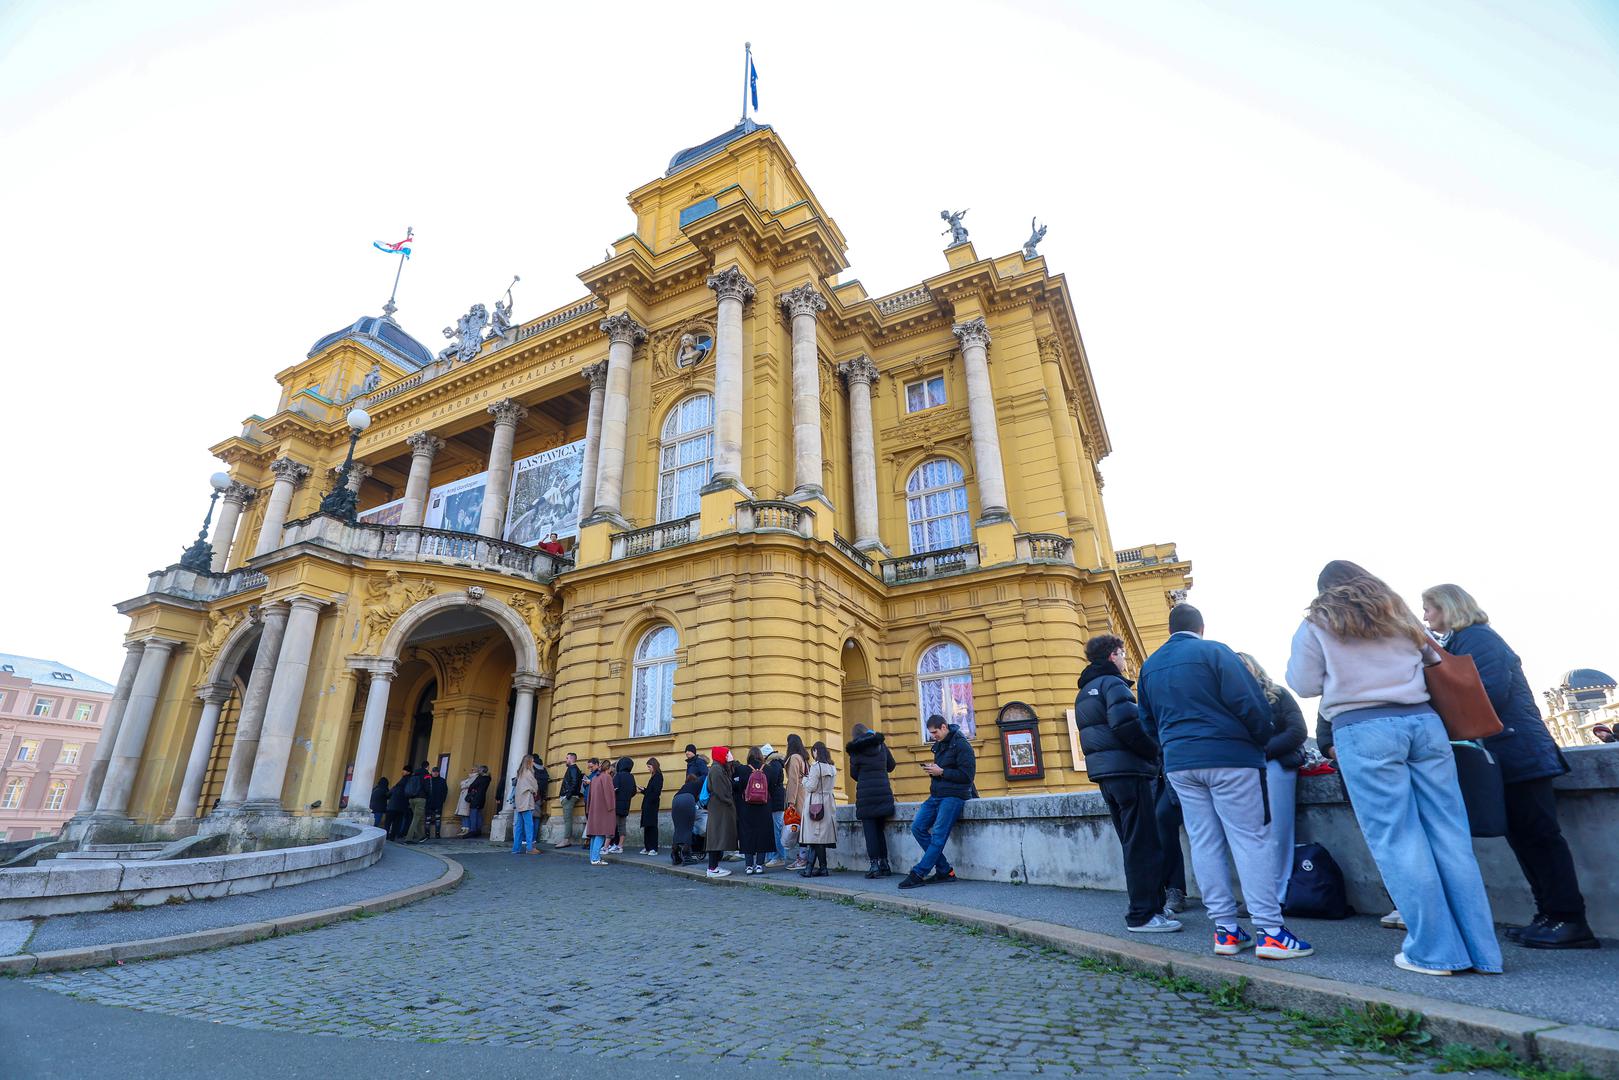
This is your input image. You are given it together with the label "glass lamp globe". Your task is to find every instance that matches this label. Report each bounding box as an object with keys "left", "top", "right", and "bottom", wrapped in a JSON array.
[
  {"left": 346, "top": 407, "right": 372, "bottom": 433},
  {"left": 209, "top": 472, "right": 231, "bottom": 492}
]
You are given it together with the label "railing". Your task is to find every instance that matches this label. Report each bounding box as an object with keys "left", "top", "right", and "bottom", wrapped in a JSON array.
[
  {"left": 734, "top": 499, "right": 813, "bottom": 538},
  {"left": 517, "top": 298, "right": 599, "bottom": 343},
  {"left": 610, "top": 515, "right": 698, "bottom": 560},
  {"left": 1114, "top": 546, "right": 1177, "bottom": 568},
  {"left": 1016, "top": 533, "right": 1075, "bottom": 565},
  {"left": 137, "top": 564, "right": 269, "bottom": 605},
  {"left": 217, "top": 568, "right": 268, "bottom": 597},
  {"left": 833, "top": 532, "right": 876, "bottom": 573},
  {"left": 876, "top": 285, "right": 933, "bottom": 316},
  {"left": 365, "top": 370, "right": 428, "bottom": 406},
  {"left": 278, "top": 515, "right": 570, "bottom": 581},
  {"left": 880, "top": 543, "right": 980, "bottom": 585}
]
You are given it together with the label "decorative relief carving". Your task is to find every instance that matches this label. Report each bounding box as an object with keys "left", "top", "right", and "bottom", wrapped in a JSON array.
[
  {"left": 952, "top": 317, "right": 991, "bottom": 352},
  {"left": 778, "top": 283, "right": 827, "bottom": 320},
  {"left": 880, "top": 409, "right": 972, "bottom": 459},
  {"left": 487, "top": 398, "right": 528, "bottom": 427},
  {"left": 705, "top": 266, "right": 755, "bottom": 306},
  {"left": 405, "top": 432, "right": 445, "bottom": 458},
  {"left": 838, "top": 355, "right": 880, "bottom": 388},
  {"left": 196, "top": 609, "right": 243, "bottom": 674},
  {"left": 598, "top": 312, "right": 648, "bottom": 347},
  {"left": 269, "top": 457, "right": 312, "bottom": 486},
  {"left": 362, "top": 570, "right": 436, "bottom": 649},
  {"left": 432, "top": 637, "right": 489, "bottom": 694},
  {"left": 1037, "top": 335, "right": 1063, "bottom": 365},
  {"left": 222, "top": 480, "right": 258, "bottom": 507},
  {"left": 581, "top": 360, "right": 609, "bottom": 393}
]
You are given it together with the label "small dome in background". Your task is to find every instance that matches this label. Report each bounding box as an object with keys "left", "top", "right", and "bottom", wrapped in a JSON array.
[
  {"left": 309, "top": 314, "right": 433, "bottom": 369},
  {"left": 1560, "top": 668, "right": 1616, "bottom": 691}
]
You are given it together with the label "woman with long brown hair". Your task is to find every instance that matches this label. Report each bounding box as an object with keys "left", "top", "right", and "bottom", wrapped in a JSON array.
[{"left": 1287, "top": 560, "right": 1501, "bottom": 976}]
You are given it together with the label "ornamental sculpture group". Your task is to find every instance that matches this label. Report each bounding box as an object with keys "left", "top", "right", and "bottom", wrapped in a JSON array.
[{"left": 940, "top": 208, "right": 1046, "bottom": 258}]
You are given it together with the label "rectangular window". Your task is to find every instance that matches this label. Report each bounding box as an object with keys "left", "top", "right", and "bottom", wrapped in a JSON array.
[
  {"left": 0, "top": 692, "right": 7, "bottom": 709},
  {"left": 73, "top": 703, "right": 93, "bottom": 723},
  {"left": 1, "top": 778, "right": 25, "bottom": 809},
  {"left": 15, "top": 739, "right": 40, "bottom": 763},
  {"left": 904, "top": 375, "right": 947, "bottom": 413},
  {"left": 31, "top": 697, "right": 51, "bottom": 717},
  {"left": 60, "top": 743, "right": 82, "bottom": 765}
]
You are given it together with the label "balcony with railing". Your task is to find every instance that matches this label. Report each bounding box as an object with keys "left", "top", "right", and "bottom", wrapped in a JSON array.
[
  {"left": 276, "top": 514, "right": 571, "bottom": 581},
  {"left": 609, "top": 515, "right": 699, "bottom": 560},
  {"left": 1015, "top": 533, "right": 1075, "bottom": 565},
  {"left": 880, "top": 543, "right": 980, "bottom": 585},
  {"left": 833, "top": 532, "right": 877, "bottom": 574},
  {"left": 131, "top": 564, "right": 269, "bottom": 606},
  {"left": 733, "top": 499, "right": 814, "bottom": 538},
  {"left": 1114, "top": 543, "right": 1180, "bottom": 569}
]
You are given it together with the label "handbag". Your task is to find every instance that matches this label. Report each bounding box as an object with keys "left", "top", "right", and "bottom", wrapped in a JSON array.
[
  {"left": 783, "top": 804, "right": 801, "bottom": 828},
  {"left": 1422, "top": 640, "right": 1503, "bottom": 741}
]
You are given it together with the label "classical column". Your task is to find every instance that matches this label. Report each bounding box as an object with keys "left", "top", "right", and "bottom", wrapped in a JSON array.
[
  {"left": 72, "top": 640, "right": 144, "bottom": 816},
  {"left": 344, "top": 661, "right": 397, "bottom": 818},
  {"left": 216, "top": 601, "right": 290, "bottom": 810},
  {"left": 492, "top": 672, "right": 543, "bottom": 838},
  {"left": 93, "top": 637, "right": 182, "bottom": 820},
  {"left": 253, "top": 457, "right": 312, "bottom": 557},
  {"left": 1038, "top": 342, "right": 1092, "bottom": 537},
  {"left": 588, "top": 313, "right": 647, "bottom": 521},
  {"left": 209, "top": 481, "right": 257, "bottom": 573},
  {"left": 476, "top": 399, "right": 528, "bottom": 539},
  {"left": 399, "top": 433, "right": 444, "bottom": 528},
  {"left": 952, "top": 318, "right": 1011, "bottom": 522},
  {"left": 705, "top": 267, "right": 754, "bottom": 490},
  {"left": 838, "top": 356, "right": 884, "bottom": 551},
  {"left": 343, "top": 462, "right": 373, "bottom": 495},
  {"left": 242, "top": 596, "right": 327, "bottom": 813},
  {"left": 780, "top": 284, "right": 829, "bottom": 501},
  {"left": 174, "top": 684, "right": 233, "bottom": 820},
  {"left": 576, "top": 361, "right": 608, "bottom": 526}
]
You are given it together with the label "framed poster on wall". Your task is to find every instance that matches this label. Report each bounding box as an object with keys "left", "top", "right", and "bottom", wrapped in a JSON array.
[{"left": 424, "top": 473, "right": 487, "bottom": 533}]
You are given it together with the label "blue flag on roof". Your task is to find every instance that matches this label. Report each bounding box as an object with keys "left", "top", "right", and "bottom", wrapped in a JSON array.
[{"left": 749, "top": 55, "right": 759, "bottom": 110}]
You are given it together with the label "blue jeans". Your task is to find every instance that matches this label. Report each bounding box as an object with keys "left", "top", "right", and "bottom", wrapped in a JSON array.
[
  {"left": 909, "top": 795, "right": 965, "bottom": 877},
  {"left": 589, "top": 834, "right": 606, "bottom": 862},
  {"left": 510, "top": 810, "right": 535, "bottom": 853},
  {"left": 371, "top": 811, "right": 384, "bottom": 828},
  {"left": 771, "top": 811, "right": 787, "bottom": 862},
  {"left": 465, "top": 807, "right": 482, "bottom": 836},
  {"left": 1336, "top": 711, "right": 1503, "bottom": 973}
]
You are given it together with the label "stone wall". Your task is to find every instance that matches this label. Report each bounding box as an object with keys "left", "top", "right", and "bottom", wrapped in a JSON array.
[{"left": 830, "top": 745, "right": 1619, "bottom": 937}]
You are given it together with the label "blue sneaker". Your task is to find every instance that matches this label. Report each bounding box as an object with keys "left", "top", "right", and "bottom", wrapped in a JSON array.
[
  {"left": 1257, "top": 926, "right": 1314, "bottom": 960},
  {"left": 1213, "top": 925, "right": 1253, "bottom": 955}
]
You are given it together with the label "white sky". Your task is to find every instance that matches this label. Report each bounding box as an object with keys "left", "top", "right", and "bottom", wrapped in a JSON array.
[{"left": 1, "top": 0, "right": 1614, "bottom": 723}]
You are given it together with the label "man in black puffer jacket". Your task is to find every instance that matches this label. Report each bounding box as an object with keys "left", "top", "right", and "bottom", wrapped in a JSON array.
[{"left": 1076, "top": 634, "right": 1180, "bottom": 933}]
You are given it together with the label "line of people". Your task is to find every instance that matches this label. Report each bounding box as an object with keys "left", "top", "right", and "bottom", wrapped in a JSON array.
[{"left": 1078, "top": 562, "right": 1596, "bottom": 976}]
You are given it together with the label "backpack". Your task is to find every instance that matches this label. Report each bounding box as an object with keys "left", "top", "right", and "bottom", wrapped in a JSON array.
[
  {"left": 1282, "top": 842, "right": 1354, "bottom": 920},
  {"left": 744, "top": 768, "right": 769, "bottom": 804},
  {"left": 403, "top": 774, "right": 424, "bottom": 799}
]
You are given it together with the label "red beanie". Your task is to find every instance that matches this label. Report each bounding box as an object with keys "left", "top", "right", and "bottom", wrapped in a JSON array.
[{"left": 711, "top": 746, "right": 730, "bottom": 764}]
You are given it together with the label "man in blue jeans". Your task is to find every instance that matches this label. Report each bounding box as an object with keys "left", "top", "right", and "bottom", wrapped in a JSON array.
[{"left": 899, "top": 714, "right": 976, "bottom": 889}]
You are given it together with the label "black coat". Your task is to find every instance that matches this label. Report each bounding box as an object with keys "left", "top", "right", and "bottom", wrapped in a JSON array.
[
  {"left": 1263, "top": 687, "right": 1308, "bottom": 770},
  {"left": 684, "top": 754, "right": 709, "bottom": 780},
  {"left": 1075, "top": 663, "right": 1159, "bottom": 780},
  {"left": 928, "top": 726, "right": 977, "bottom": 800},
  {"left": 386, "top": 777, "right": 412, "bottom": 812},
  {"left": 845, "top": 730, "right": 897, "bottom": 820},
  {"left": 558, "top": 763, "right": 584, "bottom": 798},
  {"left": 670, "top": 776, "right": 701, "bottom": 846},
  {"left": 732, "top": 763, "right": 776, "bottom": 854},
  {"left": 369, "top": 780, "right": 390, "bottom": 814},
  {"left": 466, "top": 773, "right": 490, "bottom": 809},
  {"left": 763, "top": 756, "right": 786, "bottom": 811},
  {"left": 639, "top": 770, "right": 665, "bottom": 828},
  {"left": 426, "top": 776, "right": 449, "bottom": 812},
  {"left": 1448, "top": 624, "right": 1568, "bottom": 785},
  {"left": 612, "top": 762, "right": 636, "bottom": 816}
]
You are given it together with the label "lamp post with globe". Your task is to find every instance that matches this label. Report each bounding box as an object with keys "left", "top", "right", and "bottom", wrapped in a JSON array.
[
  {"left": 319, "top": 406, "right": 372, "bottom": 522},
  {"left": 178, "top": 472, "right": 233, "bottom": 572}
]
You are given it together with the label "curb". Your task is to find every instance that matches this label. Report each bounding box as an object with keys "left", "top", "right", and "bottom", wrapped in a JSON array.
[
  {"left": 545, "top": 846, "right": 1615, "bottom": 1077},
  {"left": 0, "top": 853, "right": 463, "bottom": 978}
]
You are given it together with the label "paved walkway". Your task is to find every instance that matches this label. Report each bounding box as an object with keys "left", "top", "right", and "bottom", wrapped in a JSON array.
[
  {"left": 20, "top": 851, "right": 1496, "bottom": 1077},
  {"left": 551, "top": 844, "right": 1616, "bottom": 1033}
]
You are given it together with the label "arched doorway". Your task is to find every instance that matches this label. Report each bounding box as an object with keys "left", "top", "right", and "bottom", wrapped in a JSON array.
[
  {"left": 839, "top": 638, "right": 878, "bottom": 800},
  {"left": 408, "top": 681, "right": 437, "bottom": 772}
]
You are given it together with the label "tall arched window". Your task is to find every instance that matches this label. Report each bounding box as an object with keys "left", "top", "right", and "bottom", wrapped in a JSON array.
[
  {"left": 906, "top": 458, "right": 972, "bottom": 554},
  {"left": 630, "top": 624, "right": 678, "bottom": 738},
  {"left": 43, "top": 780, "right": 68, "bottom": 812},
  {"left": 1, "top": 777, "right": 26, "bottom": 810},
  {"left": 917, "top": 641, "right": 975, "bottom": 739},
  {"left": 658, "top": 394, "right": 714, "bottom": 521}
]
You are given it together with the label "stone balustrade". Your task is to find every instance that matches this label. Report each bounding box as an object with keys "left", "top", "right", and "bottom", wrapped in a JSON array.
[
  {"left": 516, "top": 298, "right": 599, "bottom": 342},
  {"left": 1015, "top": 532, "right": 1075, "bottom": 564},
  {"left": 734, "top": 499, "right": 814, "bottom": 538},
  {"left": 133, "top": 565, "right": 268, "bottom": 605},
  {"left": 609, "top": 515, "right": 699, "bottom": 560},
  {"left": 881, "top": 543, "right": 981, "bottom": 585},
  {"left": 276, "top": 515, "right": 570, "bottom": 581},
  {"left": 833, "top": 532, "right": 877, "bottom": 574},
  {"left": 875, "top": 285, "right": 933, "bottom": 315}
]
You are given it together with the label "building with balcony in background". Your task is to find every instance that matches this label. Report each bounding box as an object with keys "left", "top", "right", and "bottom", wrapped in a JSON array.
[
  {"left": 0, "top": 654, "right": 112, "bottom": 840},
  {"left": 69, "top": 121, "right": 1191, "bottom": 842},
  {"left": 1545, "top": 668, "right": 1618, "bottom": 747}
]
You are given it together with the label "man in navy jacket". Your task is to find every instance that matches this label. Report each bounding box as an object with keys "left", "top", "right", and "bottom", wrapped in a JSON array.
[
  {"left": 899, "top": 715, "right": 976, "bottom": 889},
  {"left": 1138, "top": 605, "right": 1313, "bottom": 960}
]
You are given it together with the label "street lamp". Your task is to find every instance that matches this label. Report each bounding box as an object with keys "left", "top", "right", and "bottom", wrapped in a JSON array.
[
  {"left": 318, "top": 406, "right": 372, "bottom": 522},
  {"left": 179, "top": 472, "right": 233, "bottom": 572}
]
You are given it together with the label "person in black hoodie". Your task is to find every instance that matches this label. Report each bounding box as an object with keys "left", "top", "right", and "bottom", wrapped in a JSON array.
[
  {"left": 385, "top": 766, "right": 413, "bottom": 840},
  {"left": 368, "top": 777, "right": 391, "bottom": 829},
  {"left": 1075, "top": 635, "right": 1180, "bottom": 932},
  {"left": 555, "top": 752, "right": 584, "bottom": 847},
  {"left": 610, "top": 757, "right": 636, "bottom": 854},
  {"left": 638, "top": 757, "right": 664, "bottom": 855},
  {"left": 898, "top": 714, "right": 975, "bottom": 889},
  {"left": 846, "top": 723, "right": 897, "bottom": 878}
]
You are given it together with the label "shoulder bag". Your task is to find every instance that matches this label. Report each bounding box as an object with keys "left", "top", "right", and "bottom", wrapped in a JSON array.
[{"left": 1422, "top": 640, "right": 1504, "bottom": 741}]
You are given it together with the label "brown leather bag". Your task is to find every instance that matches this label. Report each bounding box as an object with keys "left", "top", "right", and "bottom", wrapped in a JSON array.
[{"left": 1423, "top": 641, "right": 1504, "bottom": 740}]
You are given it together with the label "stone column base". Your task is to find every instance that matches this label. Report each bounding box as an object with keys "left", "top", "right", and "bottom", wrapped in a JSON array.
[{"left": 489, "top": 809, "right": 513, "bottom": 844}]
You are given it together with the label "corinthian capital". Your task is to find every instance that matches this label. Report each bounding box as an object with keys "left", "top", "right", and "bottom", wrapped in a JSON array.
[
  {"left": 706, "top": 266, "right": 755, "bottom": 306},
  {"left": 222, "top": 479, "right": 258, "bottom": 506},
  {"left": 838, "top": 355, "right": 880, "bottom": 389},
  {"left": 405, "top": 432, "right": 446, "bottom": 458},
  {"left": 488, "top": 398, "right": 530, "bottom": 427},
  {"left": 269, "top": 457, "right": 312, "bottom": 486},
  {"left": 581, "top": 360, "right": 609, "bottom": 393},
  {"left": 597, "top": 312, "right": 648, "bottom": 346},
  {"left": 952, "top": 317, "right": 992, "bottom": 352},
  {"left": 779, "top": 283, "right": 828, "bottom": 320}
]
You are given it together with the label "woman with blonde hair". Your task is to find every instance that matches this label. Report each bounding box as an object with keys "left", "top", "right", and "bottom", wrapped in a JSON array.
[
  {"left": 1422, "top": 583, "right": 1595, "bottom": 950},
  {"left": 1287, "top": 560, "right": 1501, "bottom": 976},
  {"left": 1236, "top": 652, "right": 1307, "bottom": 914}
]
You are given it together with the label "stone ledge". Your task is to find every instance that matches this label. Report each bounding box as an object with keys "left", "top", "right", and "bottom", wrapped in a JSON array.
[{"left": 1536, "top": 1025, "right": 1619, "bottom": 1079}]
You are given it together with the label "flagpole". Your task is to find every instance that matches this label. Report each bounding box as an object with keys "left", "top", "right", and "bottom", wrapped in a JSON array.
[
  {"left": 740, "top": 42, "right": 751, "bottom": 124},
  {"left": 383, "top": 225, "right": 411, "bottom": 317}
]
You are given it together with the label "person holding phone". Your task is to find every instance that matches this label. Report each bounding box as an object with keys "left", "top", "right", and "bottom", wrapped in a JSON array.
[{"left": 899, "top": 714, "right": 976, "bottom": 889}]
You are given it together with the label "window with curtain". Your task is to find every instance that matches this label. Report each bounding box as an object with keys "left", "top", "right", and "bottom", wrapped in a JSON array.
[
  {"left": 1, "top": 778, "right": 26, "bottom": 809},
  {"left": 630, "top": 625, "right": 678, "bottom": 738},
  {"left": 43, "top": 780, "right": 67, "bottom": 812},
  {"left": 658, "top": 393, "right": 714, "bottom": 522},
  {"left": 906, "top": 458, "right": 972, "bottom": 554},
  {"left": 917, "top": 641, "right": 975, "bottom": 739}
]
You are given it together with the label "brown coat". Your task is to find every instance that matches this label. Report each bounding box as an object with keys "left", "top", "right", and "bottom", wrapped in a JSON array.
[
  {"left": 784, "top": 753, "right": 806, "bottom": 809},
  {"left": 799, "top": 761, "right": 839, "bottom": 846},
  {"left": 585, "top": 770, "right": 617, "bottom": 836},
  {"left": 704, "top": 762, "right": 738, "bottom": 851},
  {"left": 513, "top": 768, "right": 539, "bottom": 813}
]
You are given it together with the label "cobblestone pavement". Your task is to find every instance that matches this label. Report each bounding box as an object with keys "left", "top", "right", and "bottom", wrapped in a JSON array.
[{"left": 31, "top": 854, "right": 1497, "bottom": 1076}]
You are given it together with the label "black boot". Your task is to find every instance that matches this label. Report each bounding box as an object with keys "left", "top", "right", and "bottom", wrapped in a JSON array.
[
  {"left": 876, "top": 859, "right": 893, "bottom": 878},
  {"left": 1518, "top": 919, "right": 1600, "bottom": 950},
  {"left": 1505, "top": 914, "right": 1548, "bottom": 943},
  {"left": 864, "top": 860, "right": 880, "bottom": 879}
]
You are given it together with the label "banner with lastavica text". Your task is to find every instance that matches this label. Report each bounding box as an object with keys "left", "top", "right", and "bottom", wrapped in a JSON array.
[
  {"left": 425, "top": 473, "right": 487, "bottom": 533},
  {"left": 504, "top": 439, "right": 586, "bottom": 545}
]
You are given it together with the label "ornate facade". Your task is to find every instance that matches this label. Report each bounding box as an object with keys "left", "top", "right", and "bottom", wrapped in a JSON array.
[
  {"left": 71, "top": 122, "right": 1190, "bottom": 839},
  {"left": 1545, "top": 668, "right": 1618, "bottom": 747}
]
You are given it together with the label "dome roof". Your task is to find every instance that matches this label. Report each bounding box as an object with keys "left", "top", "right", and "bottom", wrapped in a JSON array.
[
  {"left": 309, "top": 314, "right": 433, "bottom": 369},
  {"left": 667, "top": 119, "right": 767, "bottom": 177},
  {"left": 1561, "top": 668, "right": 1616, "bottom": 690}
]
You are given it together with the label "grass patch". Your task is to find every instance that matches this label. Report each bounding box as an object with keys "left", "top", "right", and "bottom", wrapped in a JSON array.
[
  {"left": 759, "top": 884, "right": 808, "bottom": 898},
  {"left": 1208, "top": 977, "right": 1250, "bottom": 1009},
  {"left": 1436, "top": 1043, "right": 1596, "bottom": 1080}
]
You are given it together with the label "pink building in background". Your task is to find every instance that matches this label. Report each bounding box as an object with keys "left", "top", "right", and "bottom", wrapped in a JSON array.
[{"left": 0, "top": 653, "right": 113, "bottom": 841}]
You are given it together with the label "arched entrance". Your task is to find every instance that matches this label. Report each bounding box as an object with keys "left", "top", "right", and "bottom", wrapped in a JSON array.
[{"left": 839, "top": 638, "right": 878, "bottom": 800}]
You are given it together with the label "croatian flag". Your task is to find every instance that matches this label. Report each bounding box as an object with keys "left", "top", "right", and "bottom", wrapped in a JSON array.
[{"left": 373, "top": 229, "right": 413, "bottom": 258}]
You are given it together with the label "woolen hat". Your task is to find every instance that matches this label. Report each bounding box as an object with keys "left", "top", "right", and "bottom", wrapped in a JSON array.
[
  {"left": 684, "top": 744, "right": 699, "bottom": 755},
  {"left": 711, "top": 746, "right": 731, "bottom": 764}
]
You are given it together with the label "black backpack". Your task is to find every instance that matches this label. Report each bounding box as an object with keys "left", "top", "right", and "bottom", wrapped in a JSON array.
[
  {"left": 403, "top": 774, "right": 424, "bottom": 799},
  {"left": 1282, "top": 842, "right": 1354, "bottom": 920}
]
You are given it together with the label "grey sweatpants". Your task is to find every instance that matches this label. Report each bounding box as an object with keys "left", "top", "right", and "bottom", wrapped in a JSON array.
[{"left": 1168, "top": 767, "right": 1282, "bottom": 932}]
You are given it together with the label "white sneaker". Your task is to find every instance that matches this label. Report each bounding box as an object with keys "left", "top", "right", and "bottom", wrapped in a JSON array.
[
  {"left": 706, "top": 867, "right": 732, "bottom": 878},
  {"left": 1394, "top": 952, "right": 1454, "bottom": 976},
  {"left": 589, "top": 859, "right": 606, "bottom": 866},
  {"left": 1381, "top": 909, "right": 1406, "bottom": 930},
  {"left": 1127, "top": 914, "right": 1183, "bottom": 934},
  {"left": 606, "top": 845, "right": 623, "bottom": 854}
]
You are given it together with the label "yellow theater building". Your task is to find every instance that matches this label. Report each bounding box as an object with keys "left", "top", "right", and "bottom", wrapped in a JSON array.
[{"left": 68, "top": 120, "right": 1190, "bottom": 842}]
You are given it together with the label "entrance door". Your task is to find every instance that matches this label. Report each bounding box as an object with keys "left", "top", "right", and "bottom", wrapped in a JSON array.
[{"left": 408, "top": 681, "right": 437, "bottom": 771}]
